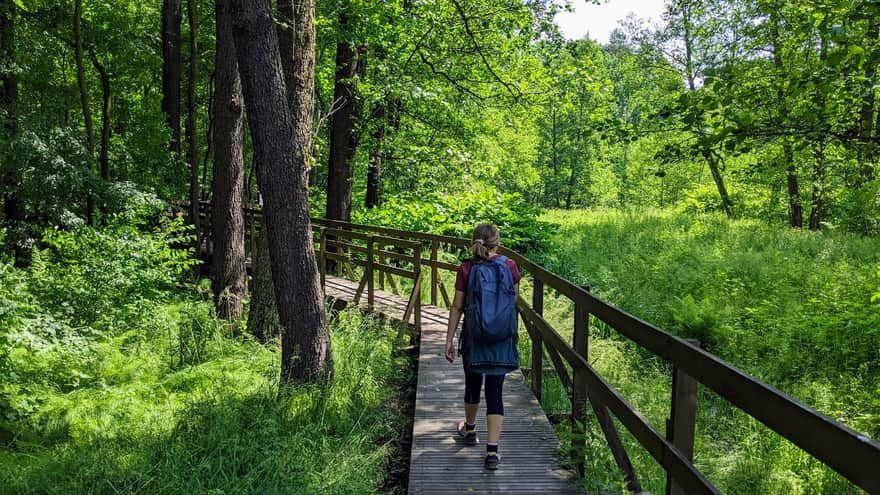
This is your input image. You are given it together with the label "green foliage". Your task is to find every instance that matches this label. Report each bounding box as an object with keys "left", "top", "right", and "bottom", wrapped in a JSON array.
[
  {"left": 536, "top": 208, "right": 880, "bottom": 493},
  {"left": 353, "top": 189, "right": 556, "bottom": 254},
  {"left": 1, "top": 216, "right": 408, "bottom": 493},
  {"left": 1, "top": 128, "right": 96, "bottom": 227},
  {"left": 30, "top": 216, "right": 197, "bottom": 328},
  {"left": 1, "top": 305, "right": 407, "bottom": 494},
  {"left": 0, "top": 210, "right": 200, "bottom": 436}
]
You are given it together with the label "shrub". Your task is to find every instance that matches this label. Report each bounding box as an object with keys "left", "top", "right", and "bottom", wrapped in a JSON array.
[
  {"left": 353, "top": 189, "right": 556, "bottom": 255},
  {"left": 29, "top": 216, "right": 197, "bottom": 329}
]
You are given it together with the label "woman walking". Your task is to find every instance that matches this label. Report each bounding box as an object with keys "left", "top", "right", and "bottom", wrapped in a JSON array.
[{"left": 445, "top": 223, "right": 521, "bottom": 470}]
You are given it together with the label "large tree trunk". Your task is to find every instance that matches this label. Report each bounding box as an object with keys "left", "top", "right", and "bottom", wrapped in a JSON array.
[
  {"left": 325, "top": 13, "right": 361, "bottom": 223},
  {"left": 276, "top": 0, "right": 294, "bottom": 109},
  {"left": 245, "top": 0, "right": 295, "bottom": 340},
  {"left": 211, "top": 0, "right": 247, "bottom": 323},
  {"left": 74, "top": 0, "right": 95, "bottom": 224},
  {"left": 186, "top": 0, "right": 200, "bottom": 258},
  {"left": 162, "top": 0, "right": 182, "bottom": 156},
  {"left": 230, "top": 0, "right": 331, "bottom": 384}
]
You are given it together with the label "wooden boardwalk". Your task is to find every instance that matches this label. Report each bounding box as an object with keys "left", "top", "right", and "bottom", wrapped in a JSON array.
[{"left": 325, "top": 276, "right": 583, "bottom": 495}]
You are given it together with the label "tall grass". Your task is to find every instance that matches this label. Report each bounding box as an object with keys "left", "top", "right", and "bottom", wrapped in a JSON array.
[
  {"left": 1, "top": 307, "right": 409, "bottom": 495},
  {"left": 1, "top": 219, "right": 412, "bottom": 494},
  {"left": 523, "top": 208, "right": 880, "bottom": 494}
]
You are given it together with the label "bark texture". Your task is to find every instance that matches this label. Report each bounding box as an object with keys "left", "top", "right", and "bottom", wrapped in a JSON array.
[
  {"left": 162, "top": 0, "right": 182, "bottom": 155},
  {"left": 247, "top": 224, "right": 281, "bottom": 341},
  {"left": 365, "top": 105, "right": 384, "bottom": 208},
  {"left": 230, "top": 0, "right": 331, "bottom": 383},
  {"left": 325, "top": 13, "right": 361, "bottom": 223},
  {"left": 186, "top": 0, "right": 200, "bottom": 256},
  {"left": 212, "top": 0, "right": 247, "bottom": 322}
]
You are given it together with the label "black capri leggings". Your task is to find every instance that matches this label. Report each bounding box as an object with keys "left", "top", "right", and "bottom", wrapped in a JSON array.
[{"left": 464, "top": 370, "right": 505, "bottom": 415}]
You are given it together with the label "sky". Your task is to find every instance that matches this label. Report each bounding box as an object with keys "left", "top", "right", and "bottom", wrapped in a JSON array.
[{"left": 555, "top": 0, "right": 667, "bottom": 42}]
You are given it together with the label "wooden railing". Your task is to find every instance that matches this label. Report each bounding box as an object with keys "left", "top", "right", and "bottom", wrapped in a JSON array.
[{"left": 195, "top": 202, "right": 880, "bottom": 494}]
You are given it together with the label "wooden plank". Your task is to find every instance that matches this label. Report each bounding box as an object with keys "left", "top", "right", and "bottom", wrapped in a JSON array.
[
  {"left": 322, "top": 275, "right": 582, "bottom": 495},
  {"left": 667, "top": 347, "right": 699, "bottom": 495},
  {"left": 531, "top": 278, "right": 544, "bottom": 403},
  {"left": 438, "top": 278, "right": 451, "bottom": 307},
  {"left": 201, "top": 202, "right": 880, "bottom": 495},
  {"left": 571, "top": 302, "right": 588, "bottom": 473}
]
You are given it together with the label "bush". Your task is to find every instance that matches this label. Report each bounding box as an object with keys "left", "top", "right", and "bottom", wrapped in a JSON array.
[
  {"left": 0, "top": 214, "right": 198, "bottom": 439},
  {"left": 29, "top": 216, "right": 197, "bottom": 329},
  {"left": 353, "top": 189, "right": 556, "bottom": 255}
]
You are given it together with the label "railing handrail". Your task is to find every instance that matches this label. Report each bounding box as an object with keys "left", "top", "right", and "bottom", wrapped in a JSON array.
[{"left": 194, "top": 201, "right": 880, "bottom": 494}]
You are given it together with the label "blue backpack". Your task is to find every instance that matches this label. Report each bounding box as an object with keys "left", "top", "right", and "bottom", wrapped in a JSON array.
[{"left": 465, "top": 256, "right": 517, "bottom": 343}]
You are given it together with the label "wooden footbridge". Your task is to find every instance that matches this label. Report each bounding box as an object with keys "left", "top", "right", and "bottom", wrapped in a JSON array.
[{"left": 195, "top": 202, "right": 880, "bottom": 495}]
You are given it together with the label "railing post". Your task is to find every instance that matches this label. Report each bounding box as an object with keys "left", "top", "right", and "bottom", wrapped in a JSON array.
[
  {"left": 367, "top": 235, "right": 375, "bottom": 312},
  {"left": 531, "top": 276, "right": 544, "bottom": 403},
  {"left": 318, "top": 227, "right": 327, "bottom": 293},
  {"left": 378, "top": 240, "right": 385, "bottom": 291},
  {"left": 430, "top": 239, "right": 438, "bottom": 306},
  {"left": 336, "top": 239, "right": 343, "bottom": 278},
  {"left": 413, "top": 242, "right": 422, "bottom": 340},
  {"left": 666, "top": 339, "right": 699, "bottom": 495},
  {"left": 571, "top": 299, "right": 589, "bottom": 475}
]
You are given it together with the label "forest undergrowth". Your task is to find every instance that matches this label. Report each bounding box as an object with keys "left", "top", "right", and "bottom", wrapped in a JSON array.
[
  {"left": 0, "top": 218, "right": 412, "bottom": 495},
  {"left": 522, "top": 208, "right": 880, "bottom": 494}
]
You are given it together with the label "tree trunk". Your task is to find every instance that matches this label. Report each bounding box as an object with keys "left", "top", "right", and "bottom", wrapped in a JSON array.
[
  {"left": 244, "top": 0, "right": 293, "bottom": 339},
  {"left": 551, "top": 107, "right": 560, "bottom": 207},
  {"left": 809, "top": 32, "right": 828, "bottom": 231},
  {"left": 0, "top": 0, "right": 15, "bottom": 134},
  {"left": 211, "top": 0, "right": 247, "bottom": 323},
  {"left": 230, "top": 0, "right": 331, "bottom": 384},
  {"left": 88, "top": 51, "right": 111, "bottom": 183},
  {"left": 809, "top": 141, "right": 826, "bottom": 231},
  {"left": 325, "top": 13, "right": 361, "bottom": 223},
  {"left": 704, "top": 150, "right": 733, "bottom": 216},
  {"left": 276, "top": 0, "right": 294, "bottom": 108},
  {"left": 247, "top": 224, "right": 281, "bottom": 341},
  {"left": 74, "top": 0, "right": 95, "bottom": 224},
  {"left": 162, "top": 0, "right": 182, "bottom": 156},
  {"left": 1, "top": 0, "right": 24, "bottom": 263},
  {"left": 771, "top": 8, "right": 801, "bottom": 228},
  {"left": 187, "top": 0, "right": 200, "bottom": 258},
  {"left": 566, "top": 160, "right": 576, "bottom": 209},
  {"left": 365, "top": 104, "right": 384, "bottom": 208},
  {"left": 860, "top": 19, "right": 878, "bottom": 182},
  {"left": 680, "top": 0, "right": 732, "bottom": 218},
  {"left": 1, "top": 0, "right": 20, "bottom": 216}
]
